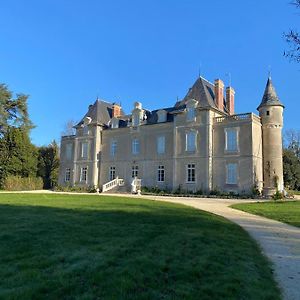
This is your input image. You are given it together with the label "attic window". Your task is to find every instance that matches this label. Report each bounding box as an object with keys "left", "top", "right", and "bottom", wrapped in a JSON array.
[
  {"left": 157, "top": 110, "right": 167, "bottom": 123},
  {"left": 111, "top": 118, "right": 119, "bottom": 129}
]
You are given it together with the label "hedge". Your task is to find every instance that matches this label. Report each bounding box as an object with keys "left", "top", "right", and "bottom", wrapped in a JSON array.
[{"left": 3, "top": 176, "right": 43, "bottom": 191}]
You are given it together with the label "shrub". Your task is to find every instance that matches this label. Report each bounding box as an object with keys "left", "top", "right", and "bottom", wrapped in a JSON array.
[
  {"left": 53, "top": 185, "right": 98, "bottom": 193},
  {"left": 272, "top": 190, "right": 284, "bottom": 201},
  {"left": 3, "top": 176, "right": 43, "bottom": 191}
]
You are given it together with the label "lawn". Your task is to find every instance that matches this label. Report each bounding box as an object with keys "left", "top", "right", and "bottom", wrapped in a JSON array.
[
  {"left": 231, "top": 200, "right": 300, "bottom": 228},
  {"left": 0, "top": 193, "right": 280, "bottom": 299}
]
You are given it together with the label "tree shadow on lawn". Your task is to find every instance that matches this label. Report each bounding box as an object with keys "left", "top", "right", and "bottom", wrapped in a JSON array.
[{"left": 0, "top": 203, "right": 281, "bottom": 300}]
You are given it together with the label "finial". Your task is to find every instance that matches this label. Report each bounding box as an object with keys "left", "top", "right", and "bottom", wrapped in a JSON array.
[
  {"left": 268, "top": 65, "right": 272, "bottom": 79},
  {"left": 198, "top": 62, "right": 202, "bottom": 78}
]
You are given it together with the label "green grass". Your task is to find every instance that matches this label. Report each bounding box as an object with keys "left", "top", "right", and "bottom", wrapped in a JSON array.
[
  {"left": 0, "top": 193, "right": 280, "bottom": 299},
  {"left": 231, "top": 200, "right": 300, "bottom": 228}
]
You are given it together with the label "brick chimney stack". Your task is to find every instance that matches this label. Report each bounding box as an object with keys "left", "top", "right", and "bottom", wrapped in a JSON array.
[
  {"left": 112, "top": 103, "right": 121, "bottom": 118},
  {"left": 226, "top": 87, "right": 235, "bottom": 115},
  {"left": 214, "top": 79, "right": 224, "bottom": 111}
]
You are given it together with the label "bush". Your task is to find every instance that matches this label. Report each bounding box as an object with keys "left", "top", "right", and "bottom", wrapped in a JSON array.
[
  {"left": 3, "top": 176, "right": 43, "bottom": 191},
  {"left": 272, "top": 190, "right": 284, "bottom": 201},
  {"left": 53, "top": 185, "right": 98, "bottom": 193}
]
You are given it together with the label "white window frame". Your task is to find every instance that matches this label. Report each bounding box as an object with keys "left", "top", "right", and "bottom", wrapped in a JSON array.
[
  {"left": 111, "top": 117, "right": 119, "bottom": 129},
  {"left": 226, "top": 163, "right": 238, "bottom": 185},
  {"left": 65, "top": 168, "right": 71, "bottom": 182},
  {"left": 110, "top": 139, "right": 117, "bottom": 156},
  {"left": 80, "top": 167, "right": 88, "bottom": 182},
  {"left": 83, "top": 126, "right": 89, "bottom": 135},
  {"left": 157, "top": 136, "right": 165, "bottom": 154},
  {"left": 157, "top": 165, "right": 165, "bottom": 182},
  {"left": 186, "top": 163, "right": 196, "bottom": 183},
  {"left": 81, "top": 142, "right": 89, "bottom": 159},
  {"left": 132, "top": 113, "right": 140, "bottom": 127},
  {"left": 185, "top": 131, "right": 197, "bottom": 152},
  {"left": 109, "top": 166, "right": 116, "bottom": 181},
  {"left": 225, "top": 128, "right": 239, "bottom": 152},
  {"left": 157, "top": 110, "right": 167, "bottom": 123},
  {"left": 132, "top": 138, "right": 140, "bottom": 155},
  {"left": 132, "top": 165, "right": 138, "bottom": 178}
]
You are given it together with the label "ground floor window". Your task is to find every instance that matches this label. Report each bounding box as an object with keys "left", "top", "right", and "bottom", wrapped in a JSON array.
[
  {"left": 226, "top": 163, "right": 238, "bottom": 184},
  {"left": 186, "top": 163, "right": 196, "bottom": 183},
  {"left": 109, "top": 166, "right": 116, "bottom": 181},
  {"left": 132, "top": 165, "right": 138, "bottom": 178},
  {"left": 65, "top": 168, "right": 71, "bottom": 182},
  {"left": 80, "top": 167, "right": 88, "bottom": 182},
  {"left": 157, "top": 165, "right": 165, "bottom": 182}
]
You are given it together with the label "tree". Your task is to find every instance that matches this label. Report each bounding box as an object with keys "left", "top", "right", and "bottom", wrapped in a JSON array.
[
  {"left": 61, "top": 119, "right": 76, "bottom": 136},
  {"left": 37, "top": 141, "right": 60, "bottom": 189},
  {"left": 283, "top": 149, "right": 300, "bottom": 190},
  {"left": 0, "top": 84, "right": 34, "bottom": 135},
  {"left": 284, "top": 0, "right": 300, "bottom": 62},
  {"left": 0, "top": 84, "right": 37, "bottom": 188}
]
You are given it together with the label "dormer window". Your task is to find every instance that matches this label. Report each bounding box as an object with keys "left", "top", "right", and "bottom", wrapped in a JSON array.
[
  {"left": 132, "top": 102, "right": 143, "bottom": 127},
  {"left": 83, "top": 126, "right": 89, "bottom": 135},
  {"left": 186, "top": 99, "right": 198, "bottom": 122},
  {"left": 111, "top": 117, "right": 119, "bottom": 129},
  {"left": 157, "top": 110, "right": 167, "bottom": 123},
  {"left": 187, "top": 107, "right": 195, "bottom": 121}
]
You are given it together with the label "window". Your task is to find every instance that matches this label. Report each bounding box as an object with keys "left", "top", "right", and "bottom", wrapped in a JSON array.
[
  {"left": 186, "top": 131, "right": 197, "bottom": 152},
  {"left": 157, "top": 110, "right": 167, "bottom": 123},
  {"left": 266, "top": 111, "right": 270, "bottom": 116},
  {"left": 132, "top": 165, "right": 138, "bottom": 178},
  {"left": 111, "top": 118, "right": 119, "bottom": 129},
  {"left": 187, "top": 107, "right": 195, "bottom": 121},
  {"left": 109, "top": 166, "right": 116, "bottom": 181},
  {"left": 111, "top": 140, "right": 117, "bottom": 156},
  {"left": 65, "top": 168, "right": 71, "bottom": 182},
  {"left": 186, "top": 164, "right": 196, "bottom": 183},
  {"left": 66, "top": 143, "right": 72, "bottom": 160},
  {"left": 132, "top": 113, "right": 140, "bottom": 126},
  {"left": 157, "top": 136, "right": 165, "bottom": 154},
  {"left": 225, "top": 128, "right": 238, "bottom": 152},
  {"left": 157, "top": 165, "right": 165, "bottom": 182},
  {"left": 132, "top": 139, "right": 140, "bottom": 155},
  {"left": 83, "top": 126, "right": 89, "bottom": 135},
  {"left": 226, "top": 163, "right": 238, "bottom": 184},
  {"left": 80, "top": 167, "right": 88, "bottom": 182},
  {"left": 81, "top": 142, "right": 88, "bottom": 159}
]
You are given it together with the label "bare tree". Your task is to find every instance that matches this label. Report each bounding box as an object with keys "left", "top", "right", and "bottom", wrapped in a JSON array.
[
  {"left": 284, "top": 0, "right": 300, "bottom": 62},
  {"left": 61, "top": 119, "right": 76, "bottom": 136}
]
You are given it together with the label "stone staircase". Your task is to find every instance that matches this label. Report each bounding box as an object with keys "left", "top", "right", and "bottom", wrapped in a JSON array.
[{"left": 102, "top": 177, "right": 126, "bottom": 193}]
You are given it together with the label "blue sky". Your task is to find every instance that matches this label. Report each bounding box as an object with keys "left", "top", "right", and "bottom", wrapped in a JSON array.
[{"left": 0, "top": 0, "right": 299, "bottom": 146}]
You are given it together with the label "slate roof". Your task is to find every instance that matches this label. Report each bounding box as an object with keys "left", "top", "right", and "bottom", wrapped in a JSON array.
[
  {"left": 257, "top": 77, "right": 284, "bottom": 110},
  {"left": 175, "top": 76, "right": 225, "bottom": 111},
  {"left": 75, "top": 99, "right": 125, "bottom": 127}
]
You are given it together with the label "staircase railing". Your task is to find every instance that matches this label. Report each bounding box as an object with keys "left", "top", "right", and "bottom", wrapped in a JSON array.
[{"left": 102, "top": 177, "right": 125, "bottom": 192}]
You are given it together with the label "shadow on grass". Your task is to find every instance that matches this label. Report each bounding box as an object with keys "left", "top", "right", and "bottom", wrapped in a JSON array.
[{"left": 0, "top": 201, "right": 281, "bottom": 300}]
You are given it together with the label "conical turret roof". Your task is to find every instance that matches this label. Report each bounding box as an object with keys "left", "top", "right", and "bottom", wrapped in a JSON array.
[{"left": 257, "top": 77, "right": 284, "bottom": 110}]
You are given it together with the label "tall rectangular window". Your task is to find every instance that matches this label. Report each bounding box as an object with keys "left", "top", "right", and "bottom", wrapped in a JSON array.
[
  {"left": 157, "top": 165, "right": 165, "bottom": 182},
  {"left": 111, "top": 140, "right": 117, "bottom": 156},
  {"left": 81, "top": 142, "right": 88, "bottom": 159},
  {"left": 186, "top": 164, "right": 196, "bottom": 183},
  {"left": 187, "top": 107, "right": 195, "bottom": 121},
  {"left": 80, "top": 167, "right": 88, "bottom": 182},
  {"left": 66, "top": 143, "right": 72, "bottom": 160},
  {"left": 157, "top": 136, "right": 165, "bottom": 154},
  {"left": 65, "top": 168, "right": 71, "bottom": 182},
  {"left": 225, "top": 129, "right": 238, "bottom": 152},
  {"left": 132, "top": 165, "right": 138, "bottom": 178},
  {"left": 132, "top": 139, "right": 140, "bottom": 155},
  {"left": 226, "top": 163, "right": 238, "bottom": 184},
  {"left": 109, "top": 166, "right": 116, "bottom": 181},
  {"left": 186, "top": 131, "right": 197, "bottom": 152}
]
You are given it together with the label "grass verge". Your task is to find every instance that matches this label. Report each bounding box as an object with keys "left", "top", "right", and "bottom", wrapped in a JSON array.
[
  {"left": 0, "top": 193, "right": 280, "bottom": 299},
  {"left": 231, "top": 200, "right": 300, "bottom": 228}
]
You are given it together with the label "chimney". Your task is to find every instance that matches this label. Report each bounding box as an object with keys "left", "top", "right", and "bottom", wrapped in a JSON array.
[
  {"left": 226, "top": 87, "right": 235, "bottom": 115},
  {"left": 112, "top": 103, "right": 121, "bottom": 118},
  {"left": 214, "top": 79, "right": 224, "bottom": 111}
]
